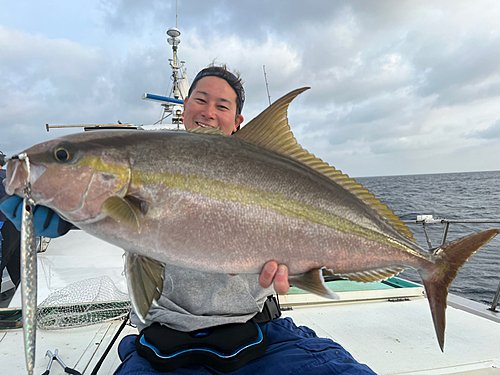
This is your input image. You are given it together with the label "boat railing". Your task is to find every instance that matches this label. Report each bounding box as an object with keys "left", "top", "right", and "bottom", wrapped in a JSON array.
[{"left": 403, "top": 215, "right": 500, "bottom": 313}]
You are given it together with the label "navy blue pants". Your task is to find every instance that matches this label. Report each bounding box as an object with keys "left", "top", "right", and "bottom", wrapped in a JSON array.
[{"left": 115, "top": 317, "right": 376, "bottom": 374}]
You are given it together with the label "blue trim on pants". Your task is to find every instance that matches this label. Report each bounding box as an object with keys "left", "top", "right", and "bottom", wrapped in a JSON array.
[{"left": 114, "top": 317, "right": 376, "bottom": 375}]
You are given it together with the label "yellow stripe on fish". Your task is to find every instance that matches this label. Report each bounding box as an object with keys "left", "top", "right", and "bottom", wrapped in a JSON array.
[{"left": 77, "top": 152, "right": 421, "bottom": 258}]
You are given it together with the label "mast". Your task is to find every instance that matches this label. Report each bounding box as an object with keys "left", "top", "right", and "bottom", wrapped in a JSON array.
[
  {"left": 167, "top": 27, "right": 184, "bottom": 101},
  {"left": 141, "top": 25, "right": 188, "bottom": 130},
  {"left": 165, "top": 27, "right": 185, "bottom": 128},
  {"left": 139, "top": 0, "right": 188, "bottom": 129}
]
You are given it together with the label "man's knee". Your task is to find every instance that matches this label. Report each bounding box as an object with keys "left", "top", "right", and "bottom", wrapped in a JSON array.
[{"left": 118, "top": 334, "right": 138, "bottom": 362}]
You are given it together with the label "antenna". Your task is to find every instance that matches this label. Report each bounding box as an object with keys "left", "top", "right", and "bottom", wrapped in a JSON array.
[
  {"left": 142, "top": 2, "right": 187, "bottom": 130},
  {"left": 263, "top": 65, "right": 271, "bottom": 106}
]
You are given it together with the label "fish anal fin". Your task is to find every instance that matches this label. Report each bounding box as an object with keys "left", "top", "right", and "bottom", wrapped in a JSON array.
[
  {"left": 101, "top": 195, "right": 147, "bottom": 233},
  {"left": 420, "top": 228, "right": 499, "bottom": 351},
  {"left": 289, "top": 268, "right": 339, "bottom": 299},
  {"left": 125, "top": 253, "right": 165, "bottom": 323},
  {"left": 341, "top": 267, "right": 404, "bottom": 283}
]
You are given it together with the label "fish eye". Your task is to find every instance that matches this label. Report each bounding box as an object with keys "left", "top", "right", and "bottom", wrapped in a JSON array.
[{"left": 54, "top": 147, "right": 72, "bottom": 163}]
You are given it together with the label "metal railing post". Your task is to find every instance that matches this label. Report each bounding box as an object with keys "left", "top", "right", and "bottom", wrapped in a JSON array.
[
  {"left": 440, "top": 222, "right": 450, "bottom": 246},
  {"left": 421, "top": 222, "right": 433, "bottom": 249},
  {"left": 489, "top": 281, "right": 500, "bottom": 312}
]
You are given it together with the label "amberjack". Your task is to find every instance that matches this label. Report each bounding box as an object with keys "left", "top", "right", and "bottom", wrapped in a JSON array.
[{"left": 4, "top": 88, "right": 498, "bottom": 355}]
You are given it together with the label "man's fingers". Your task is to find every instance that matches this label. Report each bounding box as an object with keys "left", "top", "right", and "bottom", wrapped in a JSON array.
[
  {"left": 259, "top": 262, "right": 290, "bottom": 295},
  {"left": 273, "top": 265, "right": 290, "bottom": 295},
  {"left": 259, "top": 261, "right": 278, "bottom": 289}
]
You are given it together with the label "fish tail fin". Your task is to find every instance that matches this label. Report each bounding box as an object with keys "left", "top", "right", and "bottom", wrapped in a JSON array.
[{"left": 419, "top": 228, "right": 499, "bottom": 351}]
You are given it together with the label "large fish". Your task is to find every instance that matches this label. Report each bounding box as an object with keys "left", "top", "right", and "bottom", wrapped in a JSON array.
[{"left": 4, "top": 88, "right": 499, "bottom": 356}]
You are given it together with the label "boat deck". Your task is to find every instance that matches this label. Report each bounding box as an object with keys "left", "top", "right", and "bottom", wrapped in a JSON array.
[
  {"left": 2, "top": 294, "right": 499, "bottom": 374},
  {"left": 1, "top": 232, "right": 500, "bottom": 374},
  {"left": 282, "top": 295, "right": 500, "bottom": 374}
]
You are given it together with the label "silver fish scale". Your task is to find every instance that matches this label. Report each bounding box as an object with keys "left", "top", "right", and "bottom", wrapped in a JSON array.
[
  {"left": 138, "top": 133, "right": 417, "bottom": 244},
  {"left": 80, "top": 184, "right": 420, "bottom": 277},
  {"left": 126, "top": 132, "right": 396, "bottom": 232}
]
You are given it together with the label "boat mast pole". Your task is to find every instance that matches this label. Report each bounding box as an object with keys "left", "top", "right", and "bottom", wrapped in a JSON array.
[{"left": 166, "top": 25, "right": 184, "bottom": 128}]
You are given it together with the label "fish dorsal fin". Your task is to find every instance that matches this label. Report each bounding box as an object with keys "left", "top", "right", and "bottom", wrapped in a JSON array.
[
  {"left": 125, "top": 253, "right": 164, "bottom": 323},
  {"left": 101, "top": 195, "right": 148, "bottom": 233},
  {"left": 234, "top": 87, "right": 310, "bottom": 153},
  {"left": 234, "top": 87, "right": 415, "bottom": 242},
  {"left": 187, "top": 127, "right": 226, "bottom": 136}
]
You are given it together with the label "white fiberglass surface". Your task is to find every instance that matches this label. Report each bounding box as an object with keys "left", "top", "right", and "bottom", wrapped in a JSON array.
[
  {"left": 9, "top": 230, "right": 127, "bottom": 308},
  {"left": 282, "top": 298, "right": 500, "bottom": 374}
]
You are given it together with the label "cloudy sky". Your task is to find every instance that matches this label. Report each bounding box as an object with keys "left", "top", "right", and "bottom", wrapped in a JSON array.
[{"left": 1, "top": 1, "right": 500, "bottom": 177}]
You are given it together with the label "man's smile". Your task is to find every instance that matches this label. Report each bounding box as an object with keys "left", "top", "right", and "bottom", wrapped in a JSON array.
[{"left": 195, "top": 122, "right": 213, "bottom": 128}]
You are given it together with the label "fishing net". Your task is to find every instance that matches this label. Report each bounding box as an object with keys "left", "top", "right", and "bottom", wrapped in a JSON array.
[{"left": 36, "top": 276, "right": 131, "bottom": 330}]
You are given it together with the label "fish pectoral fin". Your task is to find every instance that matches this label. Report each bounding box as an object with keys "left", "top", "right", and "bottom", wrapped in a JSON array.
[
  {"left": 289, "top": 268, "right": 339, "bottom": 300},
  {"left": 101, "top": 195, "right": 147, "bottom": 233},
  {"left": 125, "top": 253, "right": 165, "bottom": 324}
]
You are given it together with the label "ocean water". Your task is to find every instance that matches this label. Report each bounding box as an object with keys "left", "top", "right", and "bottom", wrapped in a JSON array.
[{"left": 357, "top": 170, "right": 500, "bottom": 306}]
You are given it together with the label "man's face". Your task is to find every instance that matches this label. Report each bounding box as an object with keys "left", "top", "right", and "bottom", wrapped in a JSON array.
[{"left": 183, "top": 76, "right": 244, "bottom": 135}]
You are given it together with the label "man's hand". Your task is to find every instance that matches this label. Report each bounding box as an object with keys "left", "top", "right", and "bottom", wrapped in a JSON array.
[
  {"left": 259, "top": 261, "right": 290, "bottom": 295},
  {"left": 0, "top": 195, "right": 74, "bottom": 237}
]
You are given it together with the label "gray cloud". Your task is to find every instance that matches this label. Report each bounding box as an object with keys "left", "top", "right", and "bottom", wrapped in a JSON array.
[
  {"left": 99, "top": 0, "right": 500, "bottom": 114},
  {"left": 467, "top": 120, "right": 500, "bottom": 140},
  {"left": 100, "top": 0, "right": 174, "bottom": 35},
  {"left": 2, "top": 0, "right": 500, "bottom": 176}
]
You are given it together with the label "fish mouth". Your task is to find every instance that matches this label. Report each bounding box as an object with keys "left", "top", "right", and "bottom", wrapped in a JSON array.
[{"left": 3, "top": 157, "right": 46, "bottom": 197}]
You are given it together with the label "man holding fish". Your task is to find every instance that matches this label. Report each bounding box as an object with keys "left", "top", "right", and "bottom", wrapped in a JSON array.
[{"left": 1, "top": 65, "right": 377, "bottom": 374}]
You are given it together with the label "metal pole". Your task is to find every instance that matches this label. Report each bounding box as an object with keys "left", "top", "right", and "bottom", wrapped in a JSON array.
[
  {"left": 441, "top": 222, "right": 450, "bottom": 246},
  {"left": 263, "top": 65, "right": 272, "bottom": 106},
  {"left": 46, "top": 124, "right": 135, "bottom": 132},
  {"left": 422, "top": 223, "right": 433, "bottom": 249},
  {"left": 489, "top": 281, "right": 500, "bottom": 312}
]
